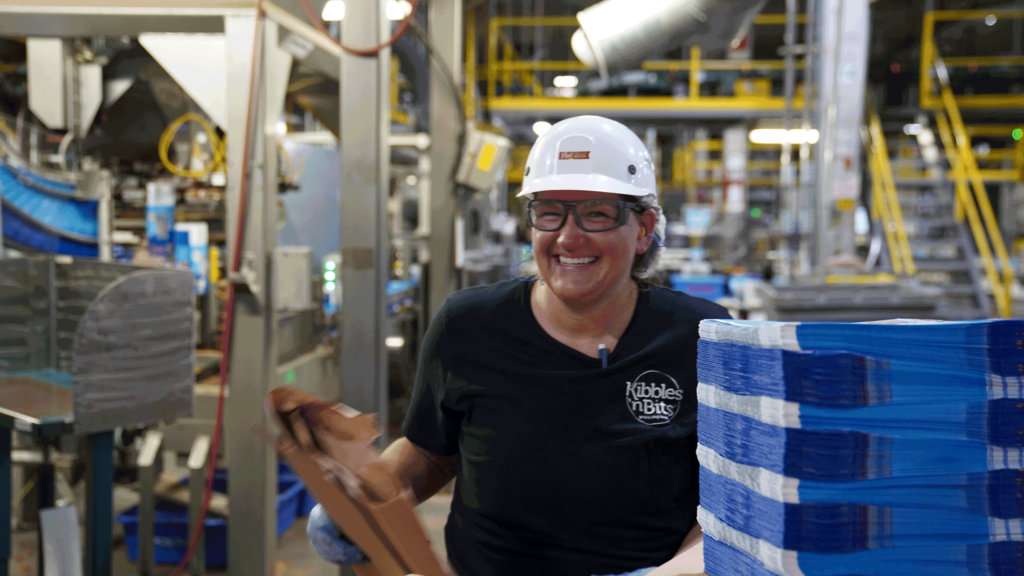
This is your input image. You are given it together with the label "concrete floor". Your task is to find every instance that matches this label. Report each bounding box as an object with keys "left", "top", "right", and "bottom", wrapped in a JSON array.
[{"left": 8, "top": 491, "right": 452, "bottom": 576}]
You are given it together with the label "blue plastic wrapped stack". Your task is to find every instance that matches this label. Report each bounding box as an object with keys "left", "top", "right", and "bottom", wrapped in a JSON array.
[{"left": 696, "top": 318, "right": 1024, "bottom": 576}]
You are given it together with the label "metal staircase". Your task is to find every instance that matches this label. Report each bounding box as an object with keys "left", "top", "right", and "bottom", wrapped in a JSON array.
[
  {"left": 865, "top": 61, "right": 1020, "bottom": 319},
  {"left": 866, "top": 100, "right": 1000, "bottom": 319}
]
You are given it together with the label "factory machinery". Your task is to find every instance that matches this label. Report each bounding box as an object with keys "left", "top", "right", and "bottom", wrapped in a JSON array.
[{"left": 0, "top": 0, "right": 1021, "bottom": 575}]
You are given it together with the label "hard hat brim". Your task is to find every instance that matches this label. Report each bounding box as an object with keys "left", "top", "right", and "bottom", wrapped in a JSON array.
[{"left": 516, "top": 174, "right": 653, "bottom": 198}]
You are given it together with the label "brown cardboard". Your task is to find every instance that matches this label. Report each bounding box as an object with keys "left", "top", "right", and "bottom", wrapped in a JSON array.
[{"left": 265, "top": 387, "right": 450, "bottom": 576}]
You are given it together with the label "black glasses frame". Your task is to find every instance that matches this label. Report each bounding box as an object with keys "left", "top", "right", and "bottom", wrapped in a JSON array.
[{"left": 526, "top": 199, "right": 644, "bottom": 232}]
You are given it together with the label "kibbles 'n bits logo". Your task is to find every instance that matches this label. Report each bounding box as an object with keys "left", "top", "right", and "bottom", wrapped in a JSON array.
[
  {"left": 558, "top": 151, "right": 591, "bottom": 160},
  {"left": 625, "top": 370, "right": 682, "bottom": 426}
]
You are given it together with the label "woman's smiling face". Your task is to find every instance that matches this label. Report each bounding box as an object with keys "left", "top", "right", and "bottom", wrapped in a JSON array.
[{"left": 531, "top": 190, "right": 655, "bottom": 306}]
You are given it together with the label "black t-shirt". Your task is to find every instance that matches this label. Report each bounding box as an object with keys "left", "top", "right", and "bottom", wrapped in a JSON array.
[{"left": 403, "top": 280, "right": 730, "bottom": 576}]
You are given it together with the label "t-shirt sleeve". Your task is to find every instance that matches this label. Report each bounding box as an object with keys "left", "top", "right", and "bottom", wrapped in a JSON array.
[{"left": 402, "top": 298, "right": 463, "bottom": 457}]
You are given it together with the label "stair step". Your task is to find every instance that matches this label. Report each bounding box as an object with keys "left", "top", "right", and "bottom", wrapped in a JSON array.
[
  {"left": 914, "top": 259, "right": 970, "bottom": 272},
  {"left": 913, "top": 217, "right": 959, "bottom": 231},
  {"left": 941, "top": 284, "right": 979, "bottom": 296},
  {"left": 909, "top": 238, "right": 960, "bottom": 248}
]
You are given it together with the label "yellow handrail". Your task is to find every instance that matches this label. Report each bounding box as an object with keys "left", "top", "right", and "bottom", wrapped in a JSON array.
[
  {"left": 920, "top": 10, "right": 1024, "bottom": 110},
  {"left": 935, "top": 114, "right": 1012, "bottom": 318},
  {"left": 937, "top": 85, "right": 1015, "bottom": 316},
  {"left": 465, "top": 16, "right": 476, "bottom": 120},
  {"left": 481, "top": 15, "right": 809, "bottom": 110},
  {"left": 866, "top": 100, "right": 916, "bottom": 275},
  {"left": 866, "top": 149, "right": 904, "bottom": 275}
]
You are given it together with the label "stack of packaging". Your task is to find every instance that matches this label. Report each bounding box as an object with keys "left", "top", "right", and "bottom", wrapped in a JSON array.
[{"left": 696, "top": 318, "right": 1024, "bottom": 576}]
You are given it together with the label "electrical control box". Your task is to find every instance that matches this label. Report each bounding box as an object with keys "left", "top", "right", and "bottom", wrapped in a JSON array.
[
  {"left": 455, "top": 125, "right": 513, "bottom": 192},
  {"left": 274, "top": 246, "right": 313, "bottom": 312}
]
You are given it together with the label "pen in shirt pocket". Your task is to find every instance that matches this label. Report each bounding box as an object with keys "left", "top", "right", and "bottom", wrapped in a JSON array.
[{"left": 598, "top": 343, "right": 608, "bottom": 369}]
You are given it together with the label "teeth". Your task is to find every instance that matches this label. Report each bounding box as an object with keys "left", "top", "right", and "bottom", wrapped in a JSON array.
[{"left": 558, "top": 256, "right": 597, "bottom": 265}]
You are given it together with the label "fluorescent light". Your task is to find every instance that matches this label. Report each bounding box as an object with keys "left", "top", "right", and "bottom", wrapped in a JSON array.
[
  {"left": 386, "top": 0, "right": 412, "bottom": 20},
  {"left": 985, "top": 14, "right": 997, "bottom": 26},
  {"left": 322, "top": 0, "right": 345, "bottom": 21},
  {"left": 553, "top": 75, "right": 579, "bottom": 88},
  {"left": 903, "top": 123, "right": 923, "bottom": 136},
  {"left": 748, "top": 128, "right": 820, "bottom": 145},
  {"left": 324, "top": 271, "right": 336, "bottom": 282},
  {"left": 385, "top": 336, "right": 405, "bottom": 349},
  {"left": 532, "top": 121, "right": 552, "bottom": 136},
  {"left": 325, "top": 281, "right": 336, "bottom": 291},
  {"left": 325, "top": 261, "right": 336, "bottom": 271}
]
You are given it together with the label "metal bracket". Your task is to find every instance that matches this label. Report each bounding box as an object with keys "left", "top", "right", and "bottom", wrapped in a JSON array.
[
  {"left": 228, "top": 252, "right": 261, "bottom": 296},
  {"left": 776, "top": 43, "right": 819, "bottom": 57},
  {"left": 933, "top": 58, "right": 951, "bottom": 88},
  {"left": 136, "top": 430, "right": 164, "bottom": 576},
  {"left": 187, "top": 435, "right": 211, "bottom": 576}
]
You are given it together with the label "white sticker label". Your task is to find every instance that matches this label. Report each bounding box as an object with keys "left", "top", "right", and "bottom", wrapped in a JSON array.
[{"left": 281, "top": 33, "right": 315, "bottom": 60}]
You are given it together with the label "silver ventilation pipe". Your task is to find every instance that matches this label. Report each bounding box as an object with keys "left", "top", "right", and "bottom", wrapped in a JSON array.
[{"left": 571, "top": 0, "right": 770, "bottom": 79}]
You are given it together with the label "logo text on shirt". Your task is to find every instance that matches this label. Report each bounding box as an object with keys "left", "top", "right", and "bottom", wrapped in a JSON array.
[{"left": 626, "top": 370, "right": 682, "bottom": 426}]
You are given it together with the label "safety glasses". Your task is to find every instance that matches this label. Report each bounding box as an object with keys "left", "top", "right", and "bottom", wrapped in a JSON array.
[{"left": 526, "top": 199, "right": 643, "bottom": 232}]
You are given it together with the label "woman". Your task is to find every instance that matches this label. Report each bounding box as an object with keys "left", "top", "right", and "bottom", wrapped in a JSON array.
[{"left": 310, "top": 116, "right": 731, "bottom": 575}]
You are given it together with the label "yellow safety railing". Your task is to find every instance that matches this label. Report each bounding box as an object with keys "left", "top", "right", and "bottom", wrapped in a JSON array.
[
  {"left": 890, "top": 129, "right": 1023, "bottom": 186},
  {"left": 480, "top": 14, "right": 807, "bottom": 114},
  {"left": 465, "top": 16, "right": 476, "bottom": 120},
  {"left": 670, "top": 138, "right": 788, "bottom": 204},
  {"left": 866, "top": 99, "right": 916, "bottom": 276},
  {"left": 920, "top": 10, "right": 1024, "bottom": 110},
  {"left": 933, "top": 79, "right": 1015, "bottom": 317}
]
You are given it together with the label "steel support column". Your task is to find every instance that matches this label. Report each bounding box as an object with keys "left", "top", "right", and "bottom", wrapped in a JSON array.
[
  {"left": 815, "top": 0, "right": 870, "bottom": 279},
  {"left": 338, "top": 0, "right": 390, "bottom": 428},
  {"left": 224, "top": 13, "right": 279, "bottom": 576},
  {"left": 427, "top": 0, "right": 463, "bottom": 319},
  {"left": 84, "top": 432, "right": 113, "bottom": 576},
  {"left": 0, "top": 427, "right": 9, "bottom": 576}
]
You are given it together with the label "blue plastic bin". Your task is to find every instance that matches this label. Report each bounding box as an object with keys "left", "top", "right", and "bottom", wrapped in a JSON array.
[
  {"left": 117, "top": 501, "right": 229, "bottom": 568},
  {"left": 117, "top": 468, "right": 304, "bottom": 567},
  {"left": 670, "top": 274, "right": 728, "bottom": 300}
]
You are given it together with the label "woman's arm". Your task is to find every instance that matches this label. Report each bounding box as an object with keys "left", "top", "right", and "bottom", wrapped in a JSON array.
[
  {"left": 675, "top": 522, "right": 702, "bottom": 556},
  {"left": 381, "top": 437, "right": 458, "bottom": 505},
  {"left": 643, "top": 523, "right": 705, "bottom": 576}
]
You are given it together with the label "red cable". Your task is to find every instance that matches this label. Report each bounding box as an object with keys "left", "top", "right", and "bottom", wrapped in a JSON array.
[
  {"left": 297, "top": 0, "right": 419, "bottom": 57},
  {"left": 167, "top": 10, "right": 264, "bottom": 576},
  {"left": 166, "top": 0, "right": 416, "bottom": 569}
]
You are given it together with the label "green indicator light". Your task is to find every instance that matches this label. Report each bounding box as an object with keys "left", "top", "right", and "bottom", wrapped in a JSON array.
[
  {"left": 324, "top": 271, "right": 336, "bottom": 282},
  {"left": 325, "top": 281, "right": 336, "bottom": 291},
  {"left": 750, "top": 207, "right": 763, "bottom": 218},
  {"left": 284, "top": 369, "right": 296, "bottom": 384},
  {"left": 325, "top": 261, "right": 336, "bottom": 271},
  {"left": 1013, "top": 128, "right": 1023, "bottom": 141}
]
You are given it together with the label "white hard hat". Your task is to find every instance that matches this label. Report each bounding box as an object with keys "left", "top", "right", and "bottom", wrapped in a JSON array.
[{"left": 517, "top": 116, "right": 657, "bottom": 198}]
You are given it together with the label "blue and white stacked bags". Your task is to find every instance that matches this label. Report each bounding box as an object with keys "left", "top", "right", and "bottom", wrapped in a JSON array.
[{"left": 696, "top": 318, "right": 1024, "bottom": 576}]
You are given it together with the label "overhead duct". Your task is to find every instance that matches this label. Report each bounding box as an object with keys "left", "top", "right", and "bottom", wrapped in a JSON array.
[{"left": 571, "top": 0, "right": 770, "bottom": 79}]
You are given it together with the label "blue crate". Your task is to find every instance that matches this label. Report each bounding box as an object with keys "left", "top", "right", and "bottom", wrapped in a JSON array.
[
  {"left": 117, "top": 471, "right": 304, "bottom": 567},
  {"left": 670, "top": 274, "right": 728, "bottom": 300},
  {"left": 117, "top": 501, "right": 229, "bottom": 568}
]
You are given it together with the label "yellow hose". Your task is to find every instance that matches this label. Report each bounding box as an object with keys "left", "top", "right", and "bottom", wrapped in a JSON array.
[{"left": 159, "top": 112, "right": 226, "bottom": 179}]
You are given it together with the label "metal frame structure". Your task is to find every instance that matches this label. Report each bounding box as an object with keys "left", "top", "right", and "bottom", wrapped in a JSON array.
[
  {"left": 0, "top": 2, "right": 395, "bottom": 575},
  {"left": 920, "top": 9, "right": 1024, "bottom": 111},
  {"left": 474, "top": 13, "right": 809, "bottom": 119}
]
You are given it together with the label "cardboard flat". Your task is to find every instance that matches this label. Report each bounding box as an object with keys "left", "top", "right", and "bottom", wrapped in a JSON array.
[{"left": 265, "top": 387, "right": 450, "bottom": 576}]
